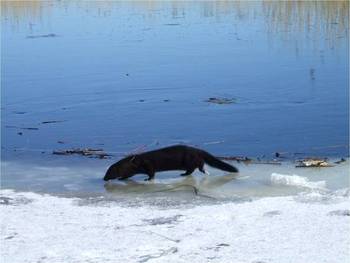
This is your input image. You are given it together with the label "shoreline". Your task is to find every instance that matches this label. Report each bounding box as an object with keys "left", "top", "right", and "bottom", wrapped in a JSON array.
[
  {"left": 1, "top": 148, "right": 349, "bottom": 168},
  {"left": 2, "top": 142, "right": 349, "bottom": 161}
]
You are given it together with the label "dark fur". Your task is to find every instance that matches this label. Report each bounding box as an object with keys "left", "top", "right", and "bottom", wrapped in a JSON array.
[{"left": 104, "top": 145, "right": 238, "bottom": 181}]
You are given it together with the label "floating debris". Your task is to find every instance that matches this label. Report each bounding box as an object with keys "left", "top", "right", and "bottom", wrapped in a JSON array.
[
  {"left": 334, "top": 158, "right": 346, "bottom": 164},
  {"left": 205, "top": 97, "right": 236, "bottom": 105},
  {"left": 53, "top": 148, "right": 112, "bottom": 159},
  {"left": 41, "top": 120, "right": 65, "bottom": 124},
  {"left": 17, "top": 132, "right": 23, "bottom": 136},
  {"left": 252, "top": 160, "right": 282, "bottom": 165},
  {"left": 12, "top": 111, "right": 27, "bottom": 114},
  {"left": 6, "top": 125, "right": 38, "bottom": 130},
  {"left": 218, "top": 156, "right": 252, "bottom": 163},
  {"left": 275, "top": 152, "right": 289, "bottom": 158},
  {"left": 309, "top": 68, "right": 315, "bottom": 80},
  {"left": 274, "top": 152, "right": 289, "bottom": 158},
  {"left": 296, "top": 158, "right": 333, "bottom": 168},
  {"left": 26, "top": 33, "right": 58, "bottom": 39},
  {"left": 218, "top": 156, "right": 282, "bottom": 165}
]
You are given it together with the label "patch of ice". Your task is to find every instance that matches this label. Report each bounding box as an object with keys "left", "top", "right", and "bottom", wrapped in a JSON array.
[
  {"left": 63, "top": 184, "right": 81, "bottom": 191},
  {"left": 271, "top": 173, "right": 326, "bottom": 190}
]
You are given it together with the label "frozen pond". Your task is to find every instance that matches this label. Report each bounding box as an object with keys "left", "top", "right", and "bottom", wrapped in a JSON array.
[{"left": 1, "top": 3, "right": 349, "bottom": 262}]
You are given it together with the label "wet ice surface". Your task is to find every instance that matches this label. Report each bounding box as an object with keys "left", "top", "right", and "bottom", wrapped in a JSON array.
[
  {"left": 2, "top": 158, "right": 349, "bottom": 200},
  {"left": 1, "top": 189, "right": 349, "bottom": 263}
]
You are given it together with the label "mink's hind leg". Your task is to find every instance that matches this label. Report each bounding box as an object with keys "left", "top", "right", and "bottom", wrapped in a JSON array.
[
  {"left": 198, "top": 161, "right": 209, "bottom": 175},
  {"left": 181, "top": 167, "right": 195, "bottom": 176},
  {"left": 199, "top": 167, "right": 210, "bottom": 175},
  {"left": 198, "top": 166, "right": 206, "bottom": 174},
  {"left": 181, "top": 153, "right": 200, "bottom": 176}
]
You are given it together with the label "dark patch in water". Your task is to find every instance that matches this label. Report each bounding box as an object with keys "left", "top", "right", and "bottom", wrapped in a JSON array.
[
  {"left": 26, "top": 33, "right": 58, "bottom": 39},
  {"left": 5, "top": 125, "right": 39, "bottom": 130},
  {"left": 41, "top": 120, "right": 66, "bottom": 124},
  {"left": 205, "top": 97, "right": 236, "bottom": 105}
]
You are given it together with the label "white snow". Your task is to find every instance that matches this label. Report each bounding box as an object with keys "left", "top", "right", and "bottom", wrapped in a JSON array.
[{"left": 1, "top": 189, "right": 349, "bottom": 263}]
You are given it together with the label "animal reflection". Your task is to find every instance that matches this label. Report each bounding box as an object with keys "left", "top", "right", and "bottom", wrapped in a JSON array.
[{"left": 104, "top": 173, "right": 239, "bottom": 197}]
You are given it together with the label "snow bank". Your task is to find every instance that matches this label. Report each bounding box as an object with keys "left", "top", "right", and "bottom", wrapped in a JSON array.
[
  {"left": 271, "top": 173, "right": 327, "bottom": 190},
  {"left": 1, "top": 189, "right": 349, "bottom": 263}
]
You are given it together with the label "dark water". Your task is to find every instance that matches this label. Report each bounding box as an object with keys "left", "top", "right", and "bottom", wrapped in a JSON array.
[{"left": 1, "top": 1, "right": 349, "bottom": 191}]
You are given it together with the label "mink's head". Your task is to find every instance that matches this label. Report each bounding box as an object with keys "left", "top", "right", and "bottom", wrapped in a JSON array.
[{"left": 103, "top": 155, "right": 140, "bottom": 181}]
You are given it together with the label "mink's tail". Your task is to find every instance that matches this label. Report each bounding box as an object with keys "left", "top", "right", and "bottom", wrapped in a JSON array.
[{"left": 201, "top": 151, "right": 239, "bottom": 173}]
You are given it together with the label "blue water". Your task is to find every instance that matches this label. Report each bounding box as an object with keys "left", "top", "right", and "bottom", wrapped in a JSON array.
[{"left": 1, "top": 1, "right": 349, "bottom": 165}]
